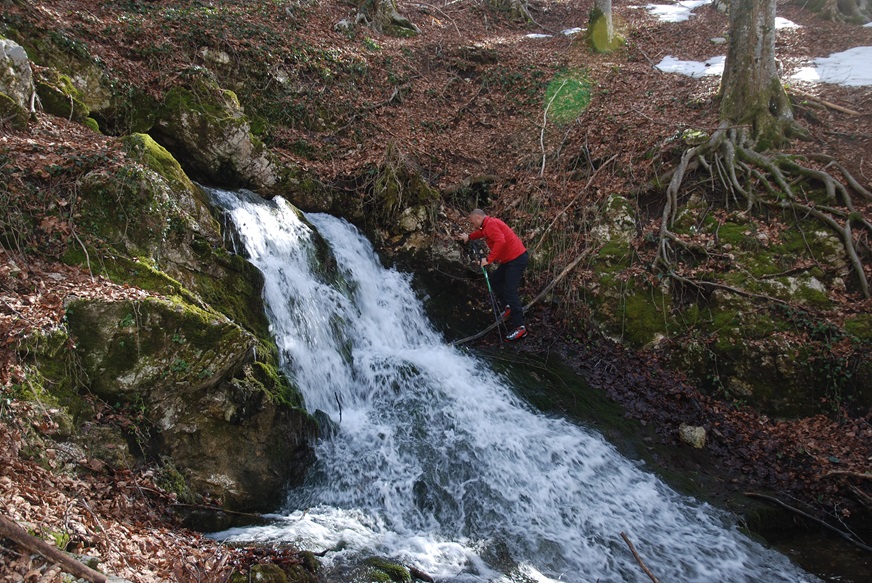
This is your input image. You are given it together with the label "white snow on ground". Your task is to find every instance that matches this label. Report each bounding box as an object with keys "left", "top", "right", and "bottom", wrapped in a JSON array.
[
  {"left": 791, "top": 46, "right": 872, "bottom": 86},
  {"left": 646, "top": 0, "right": 711, "bottom": 23},
  {"left": 524, "top": 28, "right": 584, "bottom": 39},
  {"left": 656, "top": 55, "right": 725, "bottom": 77},
  {"left": 865, "top": 21, "right": 872, "bottom": 27},
  {"left": 775, "top": 16, "right": 802, "bottom": 29}
]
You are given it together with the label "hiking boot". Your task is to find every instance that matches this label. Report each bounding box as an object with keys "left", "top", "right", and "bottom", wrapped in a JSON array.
[
  {"left": 505, "top": 326, "right": 527, "bottom": 342},
  {"left": 501, "top": 306, "right": 511, "bottom": 321}
]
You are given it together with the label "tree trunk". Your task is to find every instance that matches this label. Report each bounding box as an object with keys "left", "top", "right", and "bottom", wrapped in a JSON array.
[
  {"left": 719, "top": 0, "right": 796, "bottom": 148},
  {"left": 587, "top": 0, "right": 620, "bottom": 53},
  {"left": 487, "top": 0, "right": 533, "bottom": 21},
  {"left": 356, "top": 0, "right": 420, "bottom": 36}
]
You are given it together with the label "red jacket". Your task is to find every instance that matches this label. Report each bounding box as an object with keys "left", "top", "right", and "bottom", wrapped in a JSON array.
[{"left": 469, "top": 216, "right": 526, "bottom": 264}]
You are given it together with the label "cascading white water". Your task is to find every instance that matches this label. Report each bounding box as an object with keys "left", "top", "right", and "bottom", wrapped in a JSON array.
[{"left": 208, "top": 188, "right": 817, "bottom": 583}]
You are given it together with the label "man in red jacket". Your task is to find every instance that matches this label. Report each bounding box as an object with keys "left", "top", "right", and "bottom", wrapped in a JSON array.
[{"left": 459, "top": 209, "right": 529, "bottom": 341}]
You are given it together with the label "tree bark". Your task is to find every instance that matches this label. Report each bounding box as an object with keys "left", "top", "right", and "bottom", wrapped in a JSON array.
[
  {"left": 356, "top": 0, "right": 420, "bottom": 35},
  {"left": 588, "top": 0, "right": 619, "bottom": 53},
  {"left": 719, "top": 0, "right": 795, "bottom": 147}
]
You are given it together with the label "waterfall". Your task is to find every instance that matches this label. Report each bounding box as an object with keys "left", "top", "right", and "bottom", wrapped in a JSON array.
[{"left": 208, "top": 188, "right": 816, "bottom": 583}]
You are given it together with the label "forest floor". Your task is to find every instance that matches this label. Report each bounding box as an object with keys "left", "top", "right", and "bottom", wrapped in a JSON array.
[{"left": 2, "top": 0, "right": 872, "bottom": 581}]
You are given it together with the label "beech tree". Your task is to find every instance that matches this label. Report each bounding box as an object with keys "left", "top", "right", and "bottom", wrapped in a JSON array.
[
  {"left": 355, "top": 0, "right": 420, "bottom": 35},
  {"left": 587, "top": 0, "right": 622, "bottom": 53},
  {"left": 790, "top": 0, "right": 872, "bottom": 22},
  {"left": 718, "top": 0, "right": 796, "bottom": 146},
  {"left": 655, "top": 0, "right": 872, "bottom": 298}
]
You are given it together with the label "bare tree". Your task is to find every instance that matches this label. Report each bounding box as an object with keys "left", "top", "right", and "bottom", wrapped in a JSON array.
[{"left": 654, "top": 0, "right": 872, "bottom": 298}]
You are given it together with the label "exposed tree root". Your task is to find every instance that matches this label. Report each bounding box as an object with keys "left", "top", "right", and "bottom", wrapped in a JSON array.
[{"left": 655, "top": 121, "right": 871, "bottom": 299}]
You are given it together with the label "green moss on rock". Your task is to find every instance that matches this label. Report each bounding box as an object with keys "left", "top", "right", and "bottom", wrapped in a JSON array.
[
  {"left": 364, "top": 558, "right": 412, "bottom": 583},
  {"left": 34, "top": 68, "right": 89, "bottom": 122},
  {"left": 123, "top": 133, "right": 197, "bottom": 195},
  {"left": 844, "top": 314, "right": 872, "bottom": 341},
  {"left": 0, "top": 91, "right": 28, "bottom": 129}
]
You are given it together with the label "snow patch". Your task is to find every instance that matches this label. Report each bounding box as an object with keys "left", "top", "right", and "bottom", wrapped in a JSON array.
[
  {"left": 775, "top": 16, "right": 801, "bottom": 29},
  {"left": 562, "top": 27, "right": 583, "bottom": 36},
  {"left": 656, "top": 55, "right": 725, "bottom": 77},
  {"left": 791, "top": 46, "right": 872, "bottom": 87},
  {"left": 646, "top": 0, "right": 711, "bottom": 23},
  {"left": 525, "top": 33, "right": 552, "bottom": 39}
]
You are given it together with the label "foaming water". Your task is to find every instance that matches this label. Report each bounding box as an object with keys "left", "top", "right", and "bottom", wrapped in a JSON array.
[{"left": 208, "top": 188, "right": 816, "bottom": 583}]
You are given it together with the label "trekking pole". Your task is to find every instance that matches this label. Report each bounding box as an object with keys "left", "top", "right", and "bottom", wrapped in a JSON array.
[{"left": 481, "top": 265, "right": 506, "bottom": 337}]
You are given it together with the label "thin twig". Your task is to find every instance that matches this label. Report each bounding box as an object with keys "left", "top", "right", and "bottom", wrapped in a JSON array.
[
  {"left": 745, "top": 492, "right": 872, "bottom": 553},
  {"left": 620, "top": 532, "right": 661, "bottom": 583},
  {"left": 540, "top": 79, "right": 568, "bottom": 177}
]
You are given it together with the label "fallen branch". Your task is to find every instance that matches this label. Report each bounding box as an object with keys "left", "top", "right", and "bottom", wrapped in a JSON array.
[
  {"left": 0, "top": 513, "right": 108, "bottom": 583},
  {"left": 848, "top": 484, "right": 872, "bottom": 510},
  {"left": 824, "top": 471, "right": 872, "bottom": 481},
  {"left": 453, "top": 247, "right": 595, "bottom": 345},
  {"left": 744, "top": 492, "right": 872, "bottom": 553},
  {"left": 788, "top": 87, "right": 861, "bottom": 117},
  {"left": 169, "top": 503, "right": 266, "bottom": 519},
  {"left": 620, "top": 531, "right": 660, "bottom": 583}
]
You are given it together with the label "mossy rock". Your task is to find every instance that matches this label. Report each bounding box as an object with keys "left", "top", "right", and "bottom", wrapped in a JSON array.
[
  {"left": 246, "top": 563, "right": 288, "bottom": 583},
  {"left": 75, "top": 164, "right": 183, "bottom": 259},
  {"left": 83, "top": 116, "right": 100, "bottom": 132},
  {"left": 15, "top": 327, "right": 90, "bottom": 421},
  {"left": 65, "top": 296, "right": 255, "bottom": 401},
  {"left": 34, "top": 67, "right": 90, "bottom": 122},
  {"left": 123, "top": 133, "right": 197, "bottom": 196},
  {"left": 64, "top": 295, "right": 315, "bottom": 511},
  {"left": 0, "top": 90, "right": 29, "bottom": 128},
  {"left": 844, "top": 313, "right": 872, "bottom": 341},
  {"left": 364, "top": 558, "right": 412, "bottom": 583},
  {"left": 152, "top": 68, "right": 279, "bottom": 190}
]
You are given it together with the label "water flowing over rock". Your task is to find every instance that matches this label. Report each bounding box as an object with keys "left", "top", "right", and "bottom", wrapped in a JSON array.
[
  {"left": 209, "top": 188, "right": 815, "bottom": 582},
  {"left": 0, "top": 38, "right": 34, "bottom": 128}
]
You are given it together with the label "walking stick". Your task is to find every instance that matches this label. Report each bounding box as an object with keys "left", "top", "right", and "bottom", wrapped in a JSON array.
[{"left": 481, "top": 265, "right": 506, "bottom": 338}]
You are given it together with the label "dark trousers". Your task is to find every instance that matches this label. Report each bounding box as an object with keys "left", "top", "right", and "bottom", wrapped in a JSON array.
[{"left": 491, "top": 251, "right": 528, "bottom": 328}]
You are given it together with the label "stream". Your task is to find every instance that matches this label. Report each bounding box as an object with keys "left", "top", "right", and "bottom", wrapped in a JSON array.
[{"left": 207, "top": 188, "right": 819, "bottom": 582}]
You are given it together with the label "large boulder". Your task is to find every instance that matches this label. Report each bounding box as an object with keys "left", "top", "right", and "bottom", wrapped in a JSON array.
[
  {"left": 152, "top": 69, "right": 279, "bottom": 190},
  {"left": 65, "top": 297, "right": 315, "bottom": 511},
  {"left": 0, "top": 38, "right": 34, "bottom": 128}
]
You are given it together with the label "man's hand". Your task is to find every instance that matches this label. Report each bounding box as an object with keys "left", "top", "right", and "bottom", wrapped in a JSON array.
[
  {"left": 459, "top": 233, "right": 469, "bottom": 243},
  {"left": 480, "top": 258, "right": 488, "bottom": 267}
]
